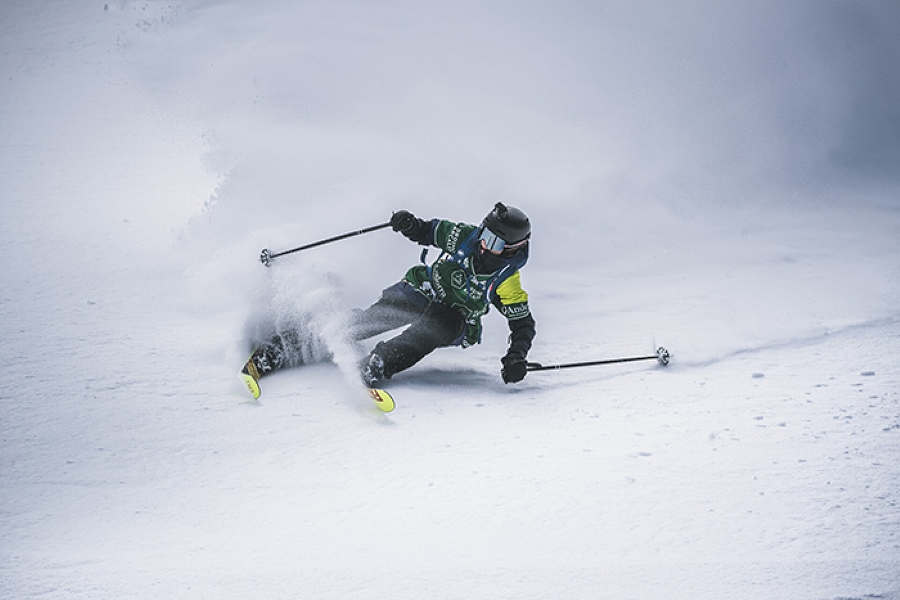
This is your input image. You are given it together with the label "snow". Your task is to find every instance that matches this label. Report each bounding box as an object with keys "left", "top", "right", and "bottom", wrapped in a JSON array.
[{"left": 2, "top": 1, "right": 899, "bottom": 598}]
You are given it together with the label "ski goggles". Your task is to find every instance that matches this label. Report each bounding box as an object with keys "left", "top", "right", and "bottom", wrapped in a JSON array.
[{"left": 478, "top": 227, "right": 529, "bottom": 254}]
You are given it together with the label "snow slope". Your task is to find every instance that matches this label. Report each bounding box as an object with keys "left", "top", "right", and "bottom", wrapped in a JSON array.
[{"left": 2, "top": 1, "right": 899, "bottom": 598}]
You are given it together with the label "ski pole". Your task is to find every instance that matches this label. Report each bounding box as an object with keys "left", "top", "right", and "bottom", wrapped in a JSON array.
[
  {"left": 527, "top": 346, "right": 670, "bottom": 371},
  {"left": 260, "top": 222, "right": 391, "bottom": 266}
]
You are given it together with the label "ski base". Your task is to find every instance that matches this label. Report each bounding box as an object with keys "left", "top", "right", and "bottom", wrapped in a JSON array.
[{"left": 367, "top": 388, "right": 395, "bottom": 413}]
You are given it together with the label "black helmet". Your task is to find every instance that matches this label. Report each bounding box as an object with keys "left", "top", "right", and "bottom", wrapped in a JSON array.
[{"left": 482, "top": 202, "right": 531, "bottom": 246}]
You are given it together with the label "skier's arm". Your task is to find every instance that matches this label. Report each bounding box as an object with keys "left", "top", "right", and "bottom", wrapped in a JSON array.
[
  {"left": 505, "top": 312, "right": 535, "bottom": 360},
  {"left": 493, "top": 272, "right": 535, "bottom": 383},
  {"left": 500, "top": 312, "right": 534, "bottom": 384},
  {"left": 390, "top": 210, "right": 435, "bottom": 245}
]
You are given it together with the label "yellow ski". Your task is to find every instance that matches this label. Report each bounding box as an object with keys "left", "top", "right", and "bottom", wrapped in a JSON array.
[
  {"left": 239, "top": 351, "right": 393, "bottom": 412},
  {"left": 240, "top": 356, "right": 262, "bottom": 399},
  {"left": 367, "top": 388, "right": 395, "bottom": 413}
]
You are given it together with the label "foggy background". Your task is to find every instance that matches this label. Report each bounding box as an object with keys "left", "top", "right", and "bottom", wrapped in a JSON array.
[
  {"left": 2, "top": 0, "right": 898, "bottom": 362},
  {"left": 3, "top": 0, "right": 899, "bottom": 369},
  {"left": 163, "top": 0, "right": 900, "bottom": 221}
]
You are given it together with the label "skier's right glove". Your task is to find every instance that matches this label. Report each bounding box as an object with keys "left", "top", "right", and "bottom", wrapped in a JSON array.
[
  {"left": 501, "top": 354, "right": 528, "bottom": 384},
  {"left": 390, "top": 210, "right": 416, "bottom": 233}
]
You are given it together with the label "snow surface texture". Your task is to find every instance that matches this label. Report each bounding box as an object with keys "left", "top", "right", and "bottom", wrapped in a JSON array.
[{"left": 2, "top": 1, "right": 900, "bottom": 598}]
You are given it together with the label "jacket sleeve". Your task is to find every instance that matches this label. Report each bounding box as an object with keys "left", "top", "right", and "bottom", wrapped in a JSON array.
[
  {"left": 492, "top": 271, "right": 535, "bottom": 360},
  {"left": 505, "top": 312, "right": 535, "bottom": 360}
]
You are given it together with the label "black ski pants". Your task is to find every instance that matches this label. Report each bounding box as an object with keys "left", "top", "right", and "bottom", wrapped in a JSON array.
[{"left": 348, "top": 281, "right": 466, "bottom": 378}]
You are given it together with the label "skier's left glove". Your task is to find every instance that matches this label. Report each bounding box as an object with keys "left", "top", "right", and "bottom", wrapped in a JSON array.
[
  {"left": 390, "top": 210, "right": 416, "bottom": 233},
  {"left": 389, "top": 210, "right": 432, "bottom": 244},
  {"left": 501, "top": 354, "right": 527, "bottom": 384}
]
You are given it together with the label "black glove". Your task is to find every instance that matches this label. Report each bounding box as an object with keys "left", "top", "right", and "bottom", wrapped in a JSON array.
[
  {"left": 501, "top": 354, "right": 528, "bottom": 384},
  {"left": 390, "top": 210, "right": 415, "bottom": 233}
]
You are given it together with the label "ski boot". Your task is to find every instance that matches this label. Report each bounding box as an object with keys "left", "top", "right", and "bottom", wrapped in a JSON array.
[
  {"left": 240, "top": 344, "right": 285, "bottom": 399},
  {"left": 359, "top": 352, "right": 387, "bottom": 389}
]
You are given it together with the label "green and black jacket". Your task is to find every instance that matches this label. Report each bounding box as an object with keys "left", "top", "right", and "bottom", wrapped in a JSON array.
[{"left": 400, "top": 217, "right": 535, "bottom": 360}]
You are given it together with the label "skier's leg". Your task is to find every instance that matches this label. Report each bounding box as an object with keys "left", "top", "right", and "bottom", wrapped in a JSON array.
[
  {"left": 240, "top": 328, "right": 320, "bottom": 399},
  {"left": 248, "top": 329, "right": 316, "bottom": 377},
  {"left": 361, "top": 300, "right": 465, "bottom": 385},
  {"left": 246, "top": 282, "right": 427, "bottom": 382},
  {"left": 245, "top": 312, "right": 335, "bottom": 378},
  {"left": 346, "top": 281, "right": 431, "bottom": 341}
]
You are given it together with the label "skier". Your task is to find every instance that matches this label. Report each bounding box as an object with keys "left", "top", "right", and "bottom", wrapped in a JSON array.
[{"left": 241, "top": 202, "right": 535, "bottom": 392}]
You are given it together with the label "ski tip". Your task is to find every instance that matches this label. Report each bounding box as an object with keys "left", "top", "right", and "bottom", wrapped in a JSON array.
[
  {"left": 240, "top": 356, "right": 263, "bottom": 399},
  {"left": 367, "top": 388, "right": 395, "bottom": 413},
  {"left": 240, "top": 372, "right": 261, "bottom": 399}
]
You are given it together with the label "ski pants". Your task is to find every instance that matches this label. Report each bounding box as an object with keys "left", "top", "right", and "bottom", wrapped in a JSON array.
[{"left": 348, "top": 281, "right": 466, "bottom": 378}]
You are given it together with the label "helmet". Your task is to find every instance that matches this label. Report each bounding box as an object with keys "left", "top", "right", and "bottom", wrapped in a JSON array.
[{"left": 482, "top": 202, "right": 531, "bottom": 247}]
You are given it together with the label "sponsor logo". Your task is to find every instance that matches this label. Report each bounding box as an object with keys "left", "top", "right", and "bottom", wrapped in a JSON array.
[
  {"left": 502, "top": 303, "right": 530, "bottom": 319},
  {"left": 446, "top": 225, "right": 462, "bottom": 251},
  {"left": 432, "top": 273, "right": 447, "bottom": 299}
]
